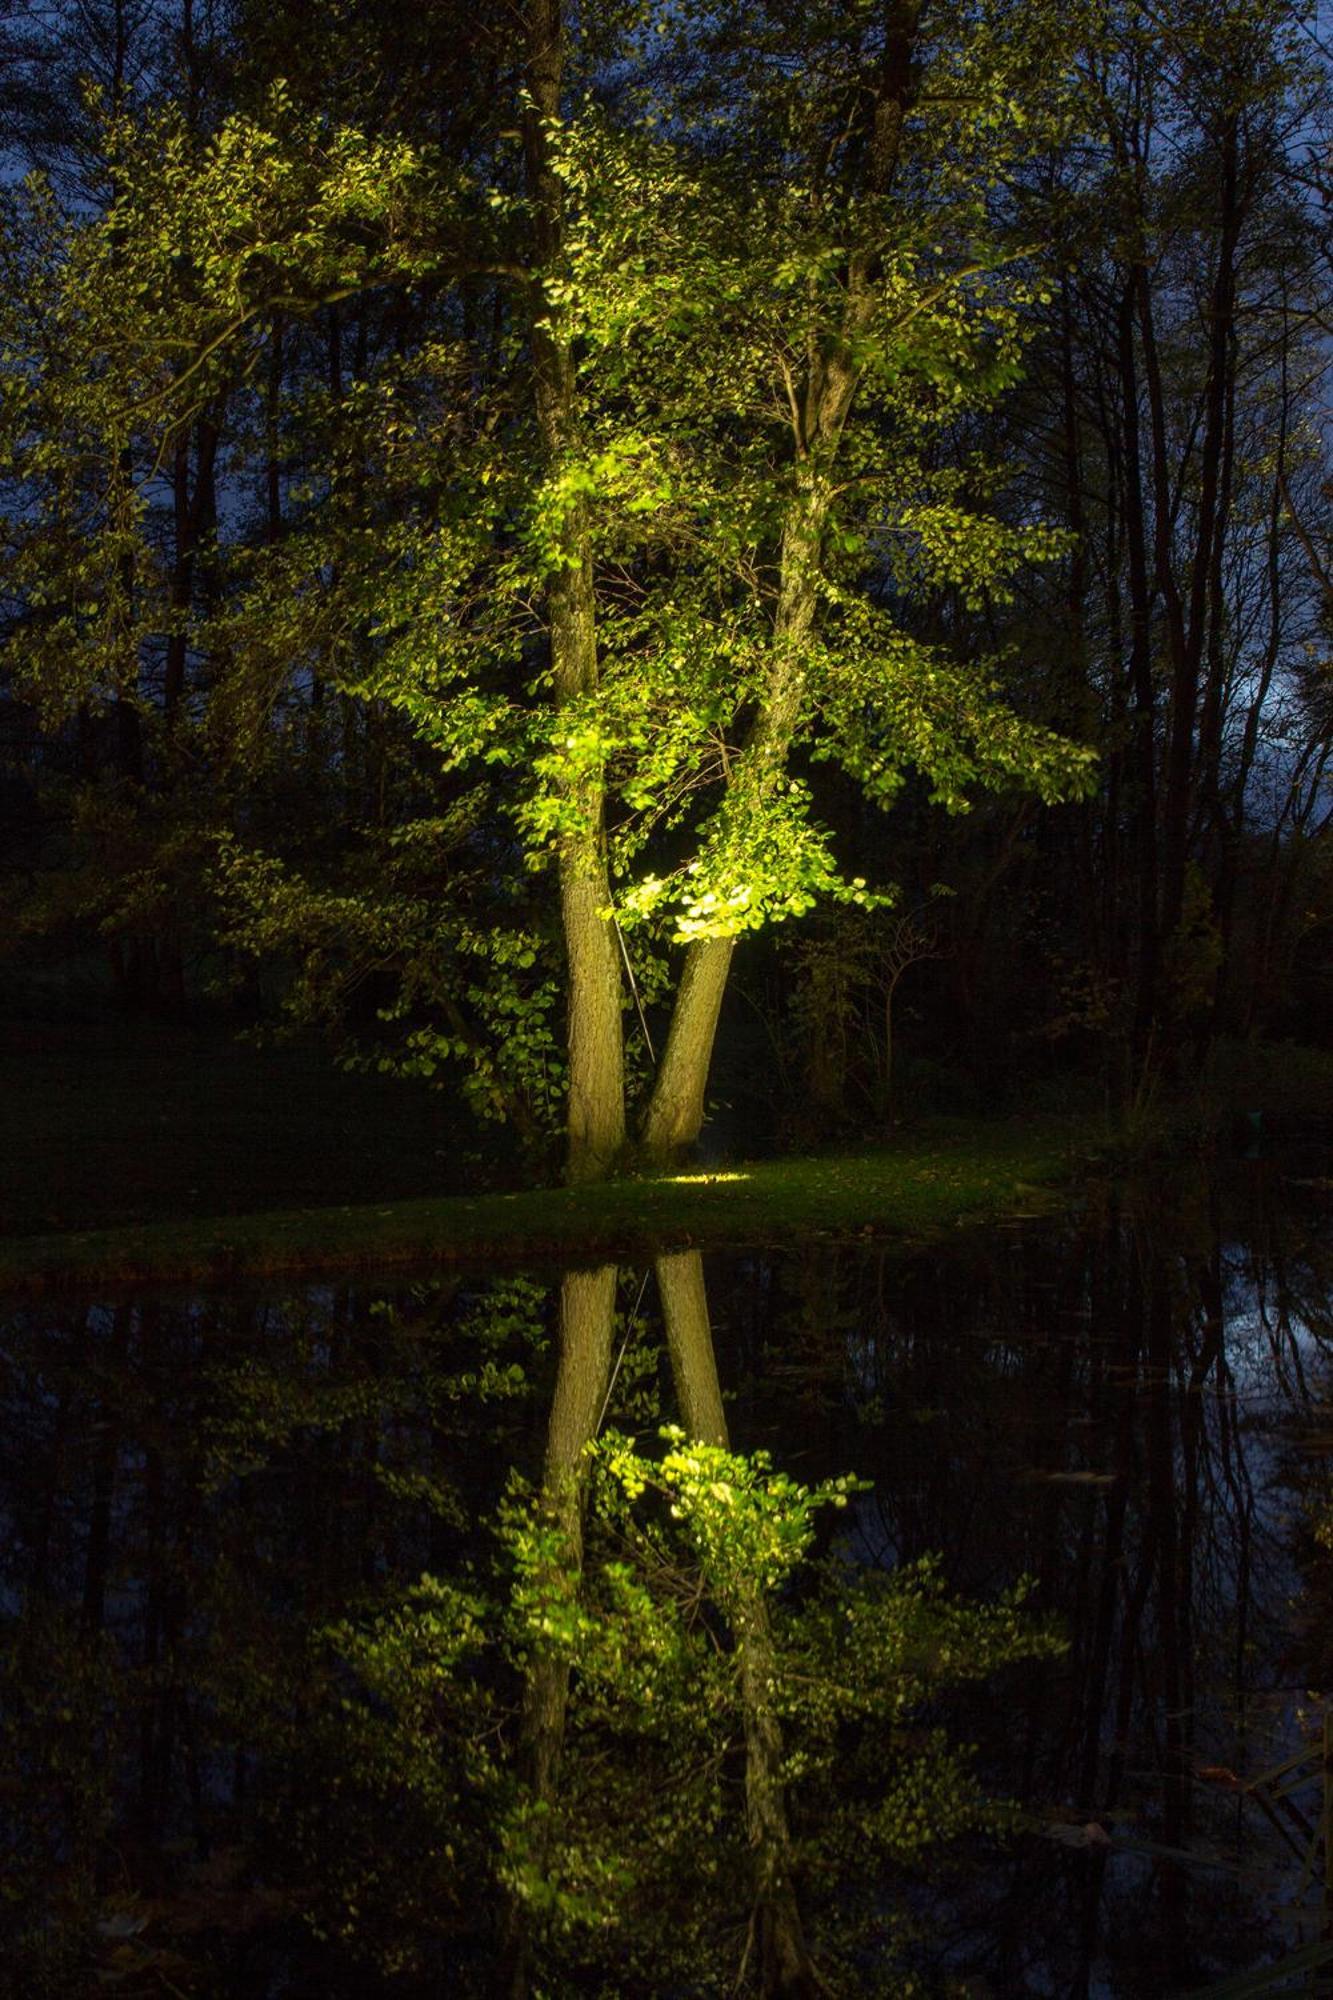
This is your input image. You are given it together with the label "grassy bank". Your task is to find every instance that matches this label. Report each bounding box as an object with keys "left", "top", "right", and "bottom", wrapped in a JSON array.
[{"left": 0, "top": 1117, "right": 1085, "bottom": 1298}]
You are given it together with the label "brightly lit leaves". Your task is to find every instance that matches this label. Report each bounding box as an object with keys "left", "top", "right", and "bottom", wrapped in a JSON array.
[
  {"left": 489, "top": 1426, "right": 1064, "bottom": 1991},
  {"left": 0, "top": 0, "right": 1097, "bottom": 1120},
  {"left": 302, "top": 1414, "right": 1063, "bottom": 1992}
]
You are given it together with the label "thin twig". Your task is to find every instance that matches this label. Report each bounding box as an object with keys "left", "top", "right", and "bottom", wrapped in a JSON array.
[
  {"left": 596, "top": 1268, "right": 651, "bottom": 1435},
  {"left": 612, "top": 912, "right": 655, "bottom": 1066}
]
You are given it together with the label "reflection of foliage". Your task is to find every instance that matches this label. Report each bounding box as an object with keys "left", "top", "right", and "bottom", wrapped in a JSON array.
[
  {"left": 490, "top": 1429, "right": 1064, "bottom": 1995},
  {"left": 201, "top": 1278, "right": 544, "bottom": 1497},
  {"left": 239, "top": 1422, "right": 1061, "bottom": 1991},
  {"left": 0, "top": 1279, "right": 1063, "bottom": 1995},
  {"left": 308, "top": 1577, "right": 501, "bottom": 1970},
  {"left": 164, "top": 1280, "right": 549, "bottom": 1981}
]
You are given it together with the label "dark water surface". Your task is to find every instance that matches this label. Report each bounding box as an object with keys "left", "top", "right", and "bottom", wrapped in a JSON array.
[{"left": 4, "top": 1163, "right": 1333, "bottom": 1997}]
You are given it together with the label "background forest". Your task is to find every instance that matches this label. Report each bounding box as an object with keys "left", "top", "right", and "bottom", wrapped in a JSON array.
[{"left": 1, "top": 0, "right": 1332, "bottom": 1185}]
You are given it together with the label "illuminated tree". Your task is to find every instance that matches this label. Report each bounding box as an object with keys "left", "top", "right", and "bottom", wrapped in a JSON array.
[{"left": 1, "top": 0, "right": 1095, "bottom": 1175}]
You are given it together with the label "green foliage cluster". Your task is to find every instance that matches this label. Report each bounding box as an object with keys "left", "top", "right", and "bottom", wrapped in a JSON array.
[
  {"left": 0, "top": 0, "right": 1098, "bottom": 1143},
  {"left": 209, "top": 820, "right": 567, "bottom": 1139},
  {"left": 1, "top": 89, "right": 462, "bottom": 726},
  {"left": 309, "top": 1425, "right": 1063, "bottom": 1994}
]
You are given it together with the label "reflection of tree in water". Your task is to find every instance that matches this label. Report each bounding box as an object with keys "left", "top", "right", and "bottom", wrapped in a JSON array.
[
  {"left": 657, "top": 1248, "right": 812, "bottom": 1995},
  {"left": 501, "top": 1250, "right": 1053, "bottom": 1997},
  {"left": 0, "top": 1257, "right": 1056, "bottom": 1997},
  {"left": 13, "top": 1188, "right": 1329, "bottom": 1996}
]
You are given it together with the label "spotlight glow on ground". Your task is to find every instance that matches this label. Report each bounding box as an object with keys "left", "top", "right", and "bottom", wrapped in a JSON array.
[{"left": 668, "top": 1172, "right": 749, "bottom": 1184}]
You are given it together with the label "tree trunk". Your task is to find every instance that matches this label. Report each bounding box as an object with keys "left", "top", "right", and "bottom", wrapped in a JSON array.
[
  {"left": 550, "top": 568, "right": 627, "bottom": 1183},
  {"left": 882, "top": 973, "right": 897, "bottom": 1127},
  {"left": 638, "top": 14, "right": 920, "bottom": 1166},
  {"left": 639, "top": 936, "right": 735, "bottom": 1163},
  {"left": 656, "top": 1250, "right": 823, "bottom": 1999},
  {"left": 522, "top": 0, "right": 625, "bottom": 1182},
  {"left": 639, "top": 486, "right": 830, "bottom": 1163},
  {"left": 1115, "top": 275, "right": 1161, "bottom": 1072},
  {"left": 499, "top": 1262, "right": 617, "bottom": 1998}
]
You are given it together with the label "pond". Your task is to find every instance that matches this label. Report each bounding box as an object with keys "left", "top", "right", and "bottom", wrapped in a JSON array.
[{"left": 4, "top": 1160, "right": 1333, "bottom": 1997}]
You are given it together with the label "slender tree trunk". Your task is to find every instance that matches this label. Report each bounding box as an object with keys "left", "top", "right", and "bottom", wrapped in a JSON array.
[
  {"left": 640, "top": 12, "right": 921, "bottom": 1165},
  {"left": 157, "top": 415, "right": 217, "bottom": 1018},
  {"left": 640, "top": 486, "right": 830, "bottom": 1164},
  {"left": 639, "top": 937, "right": 735, "bottom": 1162},
  {"left": 882, "top": 972, "right": 898, "bottom": 1126},
  {"left": 499, "top": 1262, "right": 617, "bottom": 1998},
  {"left": 656, "top": 1250, "right": 823, "bottom": 1999},
  {"left": 1115, "top": 276, "right": 1161, "bottom": 1070},
  {"left": 1157, "top": 116, "right": 1240, "bottom": 951},
  {"left": 523, "top": 0, "right": 625, "bottom": 1182}
]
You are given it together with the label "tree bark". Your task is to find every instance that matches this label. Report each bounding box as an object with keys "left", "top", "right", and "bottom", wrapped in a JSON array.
[
  {"left": 638, "top": 2, "right": 920, "bottom": 1162},
  {"left": 656, "top": 1250, "right": 823, "bottom": 1998},
  {"left": 522, "top": 0, "right": 625, "bottom": 1182},
  {"left": 499, "top": 1262, "right": 617, "bottom": 1998},
  {"left": 549, "top": 563, "right": 627, "bottom": 1183},
  {"left": 639, "top": 483, "right": 830, "bottom": 1164},
  {"left": 639, "top": 936, "right": 735, "bottom": 1162}
]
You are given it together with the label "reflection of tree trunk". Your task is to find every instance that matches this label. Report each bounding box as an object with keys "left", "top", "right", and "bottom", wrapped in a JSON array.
[
  {"left": 658, "top": 1248, "right": 728, "bottom": 1441},
  {"left": 138, "top": 1305, "right": 171, "bottom": 1844},
  {"left": 500, "top": 1263, "right": 617, "bottom": 1999},
  {"left": 656, "top": 1250, "right": 822, "bottom": 1999},
  {"left": 1079, "top": 1213, "right": 1139, "bottom": 1809},
  {"left": 1146, "top": 1259, "right": 1190, "bottom": 1972},
  {"left": 525, "top": 1263, "right": 616, "bottom": 1794},
  {"left": 1074, "top": 1214, "right": 1138, "bottom": 1992}
]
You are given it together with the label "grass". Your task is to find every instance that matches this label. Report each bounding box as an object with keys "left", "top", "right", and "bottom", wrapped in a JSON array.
[{"left": 0, "top": 1115, "right": 1088, "bottom": 1298}]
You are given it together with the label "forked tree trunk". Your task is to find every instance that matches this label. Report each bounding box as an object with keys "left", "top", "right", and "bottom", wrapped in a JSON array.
[
  {"left": 656, "top": 1250, "right": 823, "bottom": 1998},
  {"left": 640, "top": 16, "right": 919, "bottom": 1164},
  {"left": 499, "top": 1262, "right": 617, "bottom": 1998},
  {"left": 634, "top": 12, "right": 921, "bottom": 1169}
]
